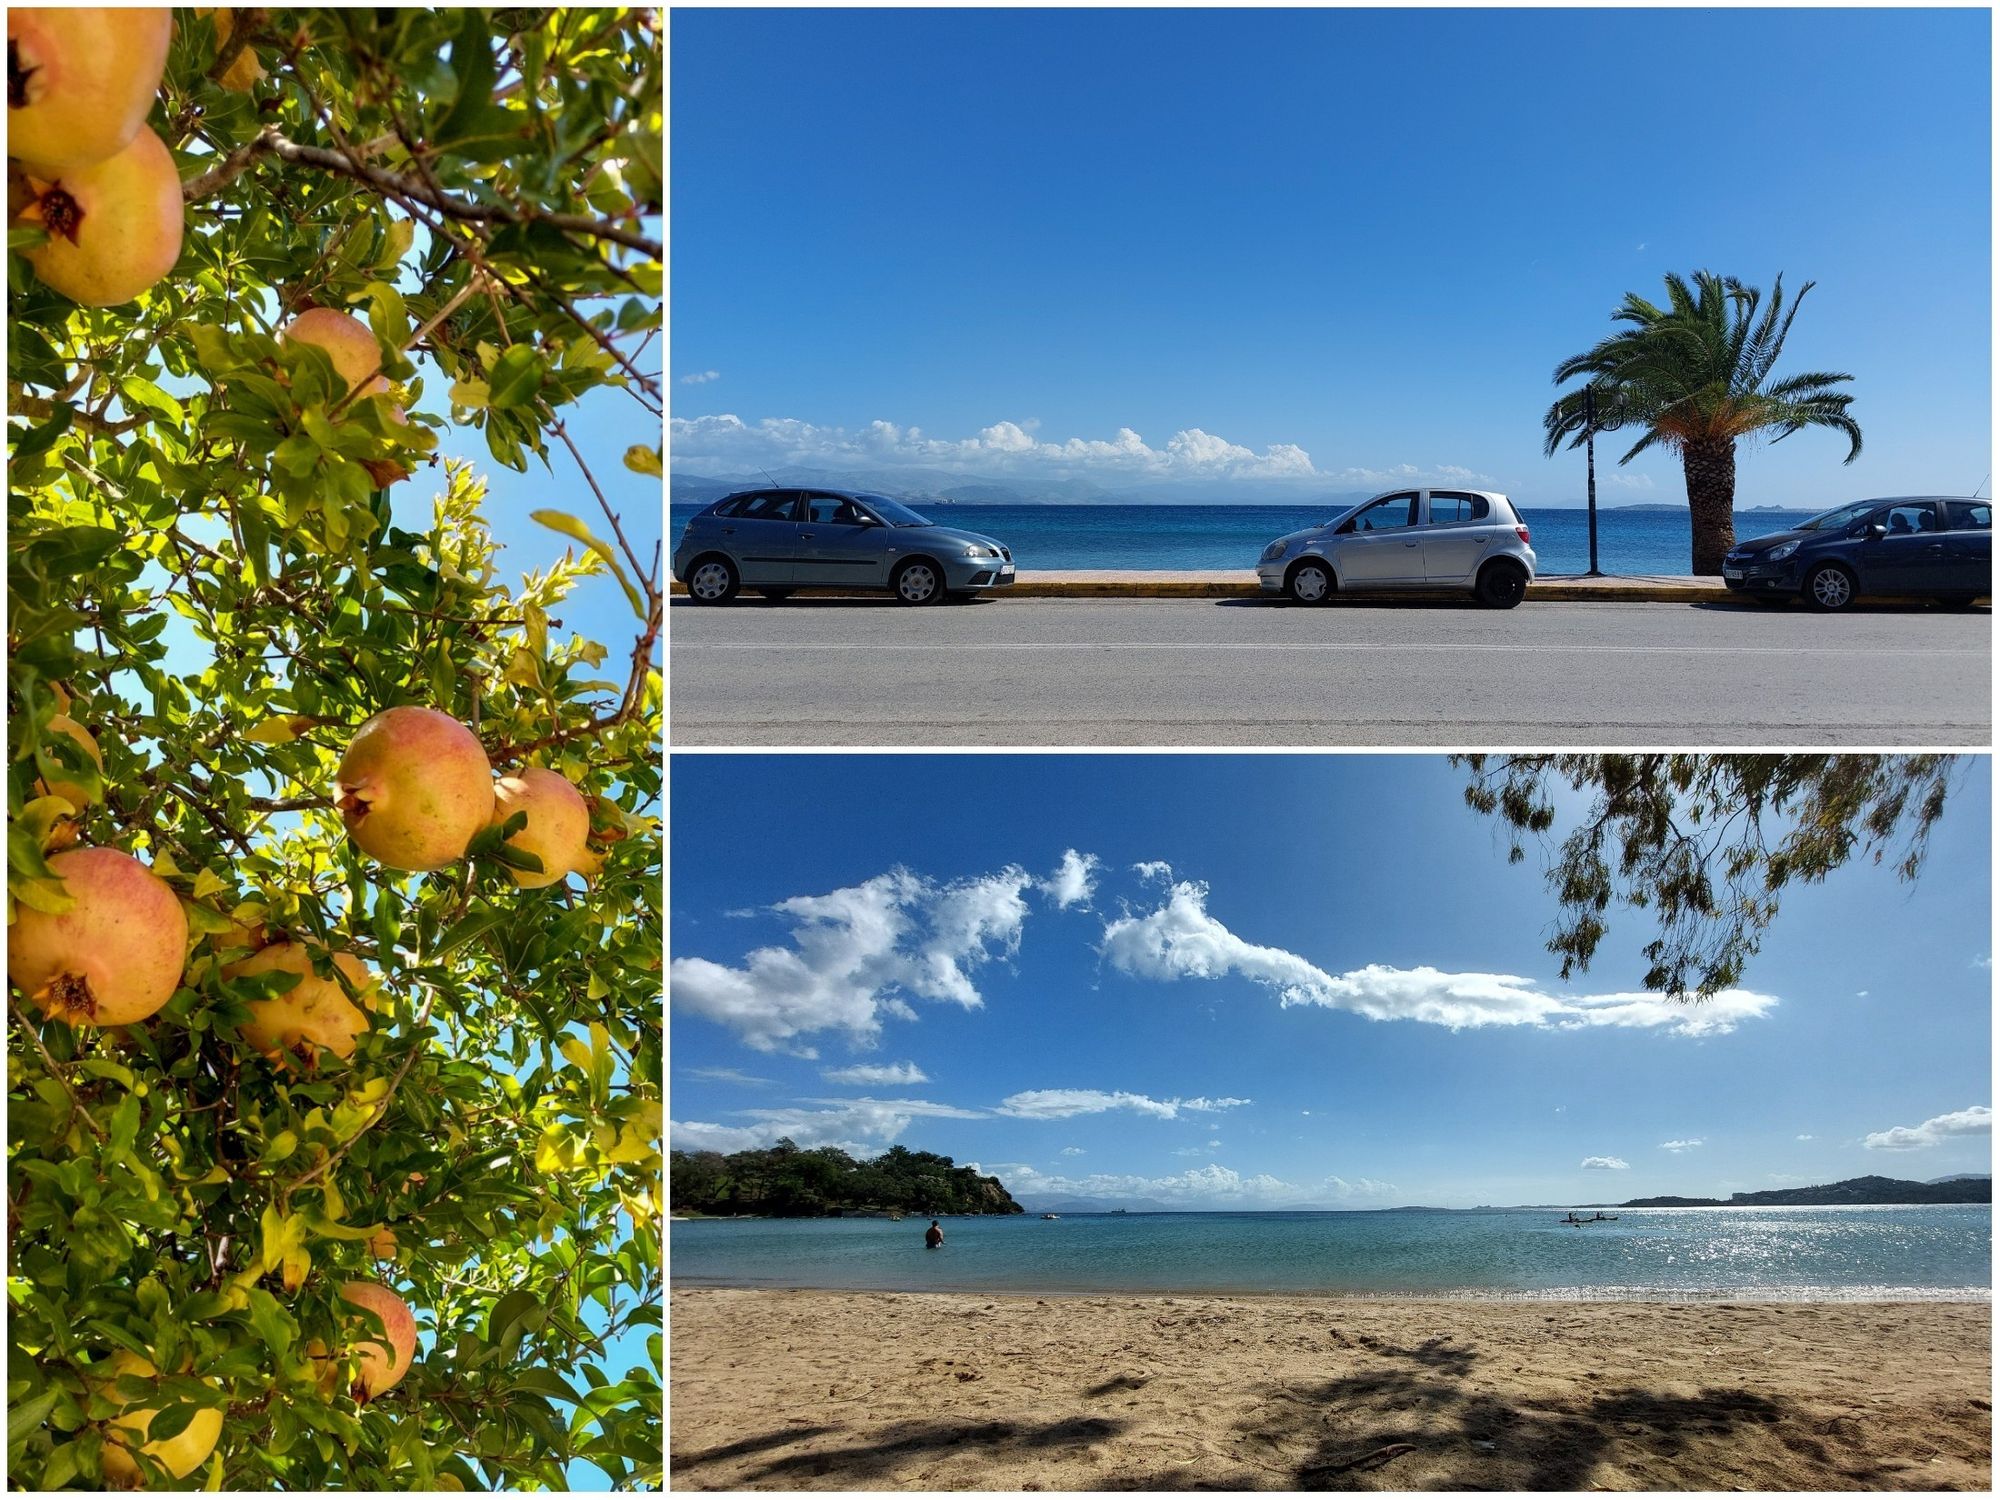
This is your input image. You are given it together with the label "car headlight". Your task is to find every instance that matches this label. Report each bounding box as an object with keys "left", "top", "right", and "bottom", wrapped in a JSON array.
[
  {"left": 1765, "top": 541, "right": 1799, "bottom": 562},
  {"left": 1261, "top": 539, "right": 1290, "bottom": 562},
  {"left": 962, "top": 544, "right": 999, "bottom": 558}
]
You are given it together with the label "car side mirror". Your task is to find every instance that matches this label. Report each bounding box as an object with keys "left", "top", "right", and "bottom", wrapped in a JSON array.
[
  {"left": 1336, "top": 521, "right": 1354, "bottom": 535},
  {"left": 1865, "top": 523, "right": 1887, "bottom": 540}
]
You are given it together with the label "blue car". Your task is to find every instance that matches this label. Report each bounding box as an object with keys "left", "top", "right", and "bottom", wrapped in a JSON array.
[
  {"left": 673, "top": 488, "right": 1016, "bottom": 605},
  {"left": 1722, "top": 496, "right": 1991, "bottom": 611}
]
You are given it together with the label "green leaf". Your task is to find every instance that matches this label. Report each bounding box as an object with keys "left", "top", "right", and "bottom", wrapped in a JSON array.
[
  {"left": 119, "top": 376, "right": 185, "bottom": 427},
  {"left": 486, "top": 345, "right": 544, "bottom": 410},
  {"left": 529, "top": 510, "right": 646, "bottom": 618},
  {"left": 14, "top": 401, "right": 74, "bottom": 459}
]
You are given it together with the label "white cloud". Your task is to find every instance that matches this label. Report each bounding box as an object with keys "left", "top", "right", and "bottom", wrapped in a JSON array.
[
  {"left": 1101, "top": 878, "right": 1777, "bottom": 1036},
  {"left": 990, "top": 1161, "right": 1301, "bottom": 1208},
  {"left": 671, "top": 865, "right": 1043, "bottom": 1053},
  {"left": 821, "top": 1061, "right": 929, "bottom": 1087},
  {"left": 1325, "top": 462, "right": 1495, "bottom": 486},
  {"left": 1058, "top": 1146, "right": 1085, "bottom": 1157},
  {"left": 1133, "top": 861, "right": 1175, "bottom": 883},
  {"left": 1323, "top": 1175, "right": 1399, "bottom": 1200},
  {"left": 1659, "top": 1138, "right": 1704, "bottom": 1153},
  {"left": 670, "top": 412, "right": 1322, "bottom": 480},
  {"left": 669, "top": 1095, "right": 985, "bottom": 1155},
  {"left": 1796, "top": 1134, "right": 1815, "bottom": 1141},
  {"left": 1039, "top": 850, "right": 1102, "bottom": 911},
  {"left": 995, "top": 1089, "right": 1250, "bottom": 1121},
  {"left": 1863, "top": 1105, "right": 1992, "bottom": 1152},
  {"left": 1581, "top": 1156, "right": 1629, "bottom": 1170},
  {"left": 678, "top": 369, "right": 721, "bottom": 385},
  {"left": 682, "top": 1066, "right": 772, "bottom": 1086},
  {"left": 1604, "top": 472, "right": 1655, "bottom": 491}
]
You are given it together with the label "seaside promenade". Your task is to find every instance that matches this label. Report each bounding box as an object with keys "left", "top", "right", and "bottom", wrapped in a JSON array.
[{"left": 670, "top": 1288, "right": 1992, "bottom": 1491}]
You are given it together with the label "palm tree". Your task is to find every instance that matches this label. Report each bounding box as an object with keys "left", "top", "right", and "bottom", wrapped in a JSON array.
[{"left": 1544, "top": 271, "right": 1862, "bottom": 574}]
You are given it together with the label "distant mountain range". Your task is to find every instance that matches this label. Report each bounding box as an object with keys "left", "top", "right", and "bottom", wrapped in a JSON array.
[
  {"left": 1618, "top": 1174, "right": 1991, "bottom": 1209},
  {"left": 1928, "top": 1173, "right": 1992, "bottom": 1185}
]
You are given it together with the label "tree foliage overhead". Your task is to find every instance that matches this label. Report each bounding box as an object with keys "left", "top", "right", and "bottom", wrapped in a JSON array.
[
  {"left": 1542, "top": 270, "right": 1863, "bottom": 573},
  {"left": 1454, "top": 754, "right": 1960, "bottom": 1001},
  {"left": 9, "top": 8, "right": 662, "bottom": 1491},
  {"left": 670, "top": 1143, "right": 1026, "bottom": 1220}
]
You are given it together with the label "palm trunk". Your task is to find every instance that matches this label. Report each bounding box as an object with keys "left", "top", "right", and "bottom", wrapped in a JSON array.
[{"left": 1681, "top": 437, "right": 1737, "bottom": 575}]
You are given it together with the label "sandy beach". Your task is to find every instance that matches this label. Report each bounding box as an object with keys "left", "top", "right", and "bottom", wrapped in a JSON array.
[{"left": 670, "top": 1288, "right": 1991, "bottom": 1490}]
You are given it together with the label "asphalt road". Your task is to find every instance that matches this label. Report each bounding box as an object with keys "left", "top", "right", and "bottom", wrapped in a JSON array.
[{"left": 669, "top": 597, "right": 1991, "bottom": 747}]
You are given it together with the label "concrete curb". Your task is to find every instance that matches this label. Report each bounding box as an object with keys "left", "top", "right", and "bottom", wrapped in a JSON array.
[{"left": 671, "top": 574, "right": 1739, "bottom": 603}]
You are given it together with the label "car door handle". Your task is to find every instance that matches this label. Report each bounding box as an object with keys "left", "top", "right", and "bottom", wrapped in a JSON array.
[
  {"left": 1404, "top": 540, "right": 1419, "bottom": 547},
  {"left": 799, "top": 533, "right": 816, "bottom": 540}
]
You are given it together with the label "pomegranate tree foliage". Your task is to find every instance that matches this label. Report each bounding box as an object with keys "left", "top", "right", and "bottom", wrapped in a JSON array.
[{"left": 8, "top": 9, "right": 663, "bottom": 1491}]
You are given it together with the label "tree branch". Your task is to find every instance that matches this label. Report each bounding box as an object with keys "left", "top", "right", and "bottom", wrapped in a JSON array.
[{"left": 182, "top": 127, "right": 661, "bottom": 259}]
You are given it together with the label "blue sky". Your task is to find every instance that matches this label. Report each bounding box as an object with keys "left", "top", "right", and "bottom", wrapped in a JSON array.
[
  {"left": 670, "top": 7, "right": 1991, "bottom": 506},
  {"left": 669, "top": 756, "right": 1992, "bottom": 1208}
]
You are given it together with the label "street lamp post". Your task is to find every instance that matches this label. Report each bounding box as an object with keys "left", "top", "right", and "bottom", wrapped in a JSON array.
[{"left": 1584, "top": 384, "right": 1601, "bottom": 577}]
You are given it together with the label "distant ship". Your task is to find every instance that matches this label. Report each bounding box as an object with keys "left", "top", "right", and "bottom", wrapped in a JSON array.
[{"left": 1041, "top": 1213, "right": 1060, "bottom": 1220}]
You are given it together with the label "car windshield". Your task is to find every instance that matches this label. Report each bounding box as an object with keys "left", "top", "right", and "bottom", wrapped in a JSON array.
[
  {"left": 857, "top": 494, "right": 932, "bottom": 527},
  {"left": 1794, "top": 500, "right": 1881, "bottom": 532}
]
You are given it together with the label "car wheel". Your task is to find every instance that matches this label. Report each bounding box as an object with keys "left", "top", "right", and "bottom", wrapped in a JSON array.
[
  {"left": 892, "top": 558, "right": 945, "bottom": 605},
  {"left": 756, "top": 588, "right": 795, "bottom": 601},
  {"left": 1286, "top": 559, "right": 1334, "bottom": 605},
  {"left": 1475, "top": 562, "right": 1528, "bottom": 609},
  {"left": 686, "top": 556, "right": 739, "bottom": 605},
  {"left": 1803, "top": 564, "right": 1856, "bottom": 612}
]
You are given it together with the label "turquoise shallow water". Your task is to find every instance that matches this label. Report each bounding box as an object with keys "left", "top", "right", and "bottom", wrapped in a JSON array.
[
  {"left": 669, "top": 1206, "right": 1992, "bottom": 1302},
  {"left": 669, "top": 503, "right": 1818, "bottom": 575}
]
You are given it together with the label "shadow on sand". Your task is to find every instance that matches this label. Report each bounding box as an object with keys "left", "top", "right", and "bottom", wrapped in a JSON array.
[{"left": 674, "top": 1330, "right": 1954, "bottom": 1491}]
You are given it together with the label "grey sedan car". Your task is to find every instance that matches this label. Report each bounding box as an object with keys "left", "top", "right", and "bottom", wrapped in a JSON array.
[
  {"left": 1257, "top": 488, "right": 1537, "bottom": 607},
  {"left": 673, "top": 489, "right": 1016, "bottom": 605}
]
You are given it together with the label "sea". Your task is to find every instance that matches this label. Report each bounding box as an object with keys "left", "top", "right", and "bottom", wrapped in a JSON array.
[
  {"left": 669, "top": 1205, "right": 1993, "bottom": 1302},
  {"left": 667, "top": 503, "right": 1819, "bottom": 576}
]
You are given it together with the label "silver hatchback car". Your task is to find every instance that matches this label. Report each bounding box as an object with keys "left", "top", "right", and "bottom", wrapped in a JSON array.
[{"left": 1256, "top": 488, "right": 1537, "bottom": 608}]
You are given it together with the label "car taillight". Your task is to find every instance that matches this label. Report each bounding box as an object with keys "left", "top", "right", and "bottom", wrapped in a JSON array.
[{"left": 1515, "top": 525, "right": 1532, "bottom": 544}]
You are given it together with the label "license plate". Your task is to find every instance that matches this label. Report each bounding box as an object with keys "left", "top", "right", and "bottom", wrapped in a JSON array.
[
  {"left": 1000, "top": 565, "right": 1014, "bottom": 578},
  {"left": 1723, "top": 567, "right": 1743, "bottom": 580}
]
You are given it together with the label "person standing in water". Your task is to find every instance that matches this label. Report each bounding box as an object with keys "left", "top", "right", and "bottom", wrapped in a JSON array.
[{"left": 924, "top": 1219, "right": 944, "bottom": 1249}]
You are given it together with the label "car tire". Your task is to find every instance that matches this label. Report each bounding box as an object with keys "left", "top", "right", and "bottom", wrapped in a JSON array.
[
  {"left": 1475, "top": 561, "right": 1528, "bottom": 609},
  {"left": 757, "top": 588, "right": 795, "bottom": 601},
  {"left": 892, "top": 558, "right": 945, "bottom": 605},
  {"left": 686, "top": 556, "right": 739, "bottom": 605},
  {"left": 1286, "top": 559, "right": 1335, "bottom": 605},
  {"left": 1803, "top": 564, "right": 1857, "bottom": 612}
]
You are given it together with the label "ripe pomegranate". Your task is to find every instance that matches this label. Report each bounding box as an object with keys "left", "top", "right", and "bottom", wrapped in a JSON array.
[
  {"left": 15, "top": 124, "right": 182, "bottom": 306},
  {"left": 34, "top": 713, "right": 102, "bottom": 810},
  {"left": 338, "top": 1281, "right": 417, "bottom": 1400},
  {"left": 96, "top": 1351, "right": 223, "bottom": 1487},
  {"left": 8, "top": 8, "right": 172, "bottom": 170},
  {"left": 336, "top": 707, "right": 493, "bottom": 871},
  {"left": 366, "top": 1226, "right": 398, "bottom": 1259},
  {"left": 8, "top": 847, "right": 186, "bottom": 1025},
  {"left": 357, "top": 375, "right": 409, "bottom": 425},
  {"left": 221, "top": 941, "right": 374, "bottom": 1063},
  {"left": 490, "top": 768, "right": 591, "bottom": 889},
  {"left": 282, "top": 307, "right": 380, "bottom": 395}
]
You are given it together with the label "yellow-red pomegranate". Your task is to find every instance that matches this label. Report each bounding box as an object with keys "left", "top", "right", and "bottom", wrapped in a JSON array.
[
  {"left": 282, "top": 307, "right": 380, "bottom": 394},
  {"left": 8, "top": 847, "right": 186, "bottom": 1025},
  {"left": 336, "top": 707, "right": 493, "bottom": 871},
  {"left": 15, "top": 125, "right": 182, "bottom": 306},
  {"left": 490, "top": 768, "right": 591, "bottom": 889},
  {"left": 222, "top": 941, "right": 375, "bottom": 1062},
  {"left": 8, "top": 8, "right": 172, "bottom": 170},
  {"left": 338, "top": 1281, "right": 417, "bottom": 1399},
  {"left": 96, "top": 1351, "right": 223, "bottom": 1488},
  {"left": 35, "top": 713, "right": 102, "bottom": 810}
]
